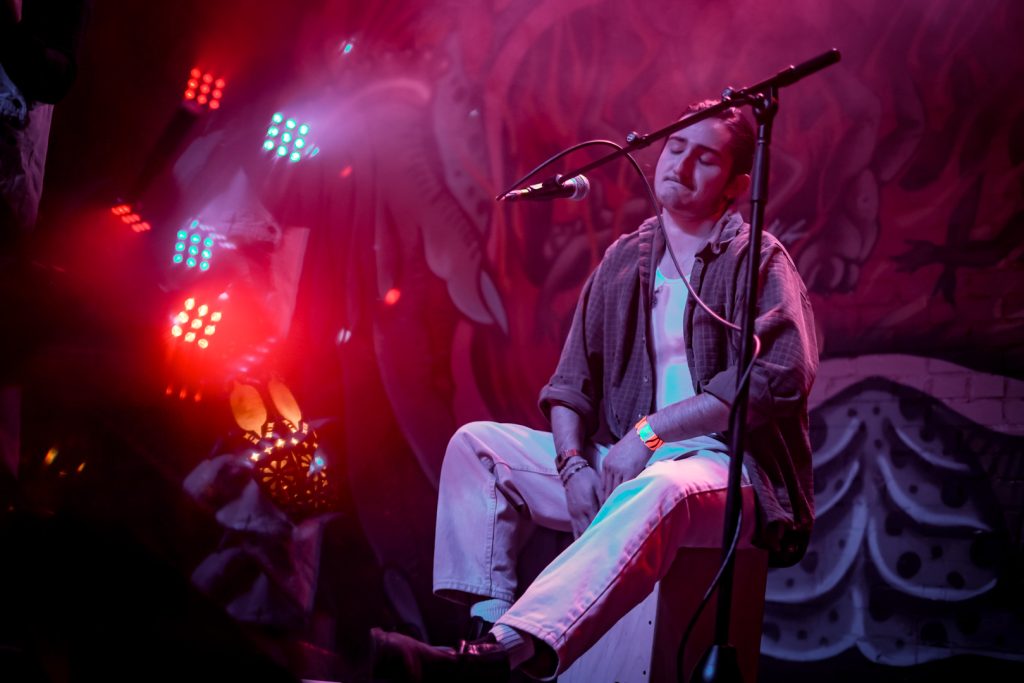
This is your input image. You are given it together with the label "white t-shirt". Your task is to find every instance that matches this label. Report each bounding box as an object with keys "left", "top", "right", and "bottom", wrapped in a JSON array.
[{"left": 650, "top": 254, "right": 728, "bottom": 455}]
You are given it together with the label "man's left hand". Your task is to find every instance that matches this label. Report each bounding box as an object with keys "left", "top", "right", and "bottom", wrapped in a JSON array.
[{"left": 600, "top": 430, "right": 651, "bottom": 502}]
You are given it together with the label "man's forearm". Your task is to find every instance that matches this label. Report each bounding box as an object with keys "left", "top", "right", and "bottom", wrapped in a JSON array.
[
  {"left": 550, "top": 404, "right": 586, "bottom": 456},
  {"left": 646, "top": 392, "right": 730, "bottom": 443}
]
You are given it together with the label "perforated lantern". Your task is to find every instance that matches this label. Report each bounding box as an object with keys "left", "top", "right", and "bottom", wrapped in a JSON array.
[{"left": 231, "top": 379, "right": 331, "bottom": 521}]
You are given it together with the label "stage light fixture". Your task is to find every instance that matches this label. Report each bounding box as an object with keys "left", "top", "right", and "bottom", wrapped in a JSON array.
[
  {"left": 339, "top": 38, "right": 356, "bottom": 55},
  {"left": 165, "top": 382, "right": 204, "bottom": 402},
  {"left": 39, "top": 444, "right": 87, "bottom": 480},
  {"left": 111, "top": 203, "right": 151, "bottom": 232},
  {"left": 171, "top": 296, "right": 221, "bottom": 348},
  {"left": 184, "top": 67, "right": 226, "bottom": 110},
  {"left": 173, "top": 219, "right": 216, "bottom": 270},
  {"left": 263, "top": 112, "right": 315, "bottom": 163}
]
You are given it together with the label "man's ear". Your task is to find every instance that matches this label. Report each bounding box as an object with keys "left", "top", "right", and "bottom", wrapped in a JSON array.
[{"left": 726, "top": 173, "right": 751, "bottom": 202}]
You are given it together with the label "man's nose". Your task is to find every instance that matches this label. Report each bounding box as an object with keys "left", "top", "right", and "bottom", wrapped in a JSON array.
[{"left": 673, "top": 154, "right": 695, "bottom": 183}]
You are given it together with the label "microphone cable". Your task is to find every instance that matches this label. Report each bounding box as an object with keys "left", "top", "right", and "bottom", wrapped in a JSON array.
[
  {"left": 498, "top": 138, "right": 764, "bottom": 681},
  {"left": 496, "top": 139, "right": 762, "bottom": 352}
]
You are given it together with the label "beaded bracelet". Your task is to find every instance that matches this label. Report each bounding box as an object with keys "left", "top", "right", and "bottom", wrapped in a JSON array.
[{"left": 558, "top": 458, "right": 591, "bottom": 487}]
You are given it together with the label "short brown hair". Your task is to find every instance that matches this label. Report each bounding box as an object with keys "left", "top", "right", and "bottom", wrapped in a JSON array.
[{"left": 678, "top": 100, "right": 754, "bottom": 178}]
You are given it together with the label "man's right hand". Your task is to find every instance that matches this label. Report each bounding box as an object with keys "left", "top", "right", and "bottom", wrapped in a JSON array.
[{"left": 564, "top": 465, "right": 602, "bottom": 538}]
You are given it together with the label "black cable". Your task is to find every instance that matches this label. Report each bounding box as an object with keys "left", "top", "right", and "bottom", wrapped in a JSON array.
[
  {"left": 499, "top": 138, "right": 764, "bottom": 680},
  {"left": 671, "top": 343, "right": 761, "bottom": 678},
  {"left": 495, "top": 139, "right": 629, "bottom": 200},
  {"left": 497, "top": 139, "right": 762, "bottom": 349},
  {"left": 676, "top": 506, "right": 743, "bottom": 677}
]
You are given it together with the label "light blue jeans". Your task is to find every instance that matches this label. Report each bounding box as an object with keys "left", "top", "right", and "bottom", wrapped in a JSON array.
[{"left": 432, "top": 421, "right": 754, "bottom": 676}]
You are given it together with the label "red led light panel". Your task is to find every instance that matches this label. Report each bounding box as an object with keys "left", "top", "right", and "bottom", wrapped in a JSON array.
[{"left": 184, "top": 68, "right": 226, "bottom": 110}]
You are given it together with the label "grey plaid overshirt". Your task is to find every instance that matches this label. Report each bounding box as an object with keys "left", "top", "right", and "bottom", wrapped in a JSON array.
[{"left": 539, "top": 211, "right": 819, "bottom": 567}]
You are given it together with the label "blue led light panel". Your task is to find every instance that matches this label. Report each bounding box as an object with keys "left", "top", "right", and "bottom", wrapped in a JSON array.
[
  {"left": 263, "top": 112, "right": 314, "bottom": 163},
  {"left": 173, "top": 219, "right": 216, "bottom": 271}
]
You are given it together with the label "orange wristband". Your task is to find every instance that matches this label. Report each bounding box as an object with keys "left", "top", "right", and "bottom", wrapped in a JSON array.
[{"left": 634, "top": 416, "right": 665, "bottom": 452}]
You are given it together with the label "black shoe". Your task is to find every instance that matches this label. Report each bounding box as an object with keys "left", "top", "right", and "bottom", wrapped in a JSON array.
[{"left": 370, "top": 628, "right": 510, "bottom": 683}]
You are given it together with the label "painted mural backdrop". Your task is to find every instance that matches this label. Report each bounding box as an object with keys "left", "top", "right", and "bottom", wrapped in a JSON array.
[{"left": 283, "top": 0, "right": 1023, "bottom": 676}]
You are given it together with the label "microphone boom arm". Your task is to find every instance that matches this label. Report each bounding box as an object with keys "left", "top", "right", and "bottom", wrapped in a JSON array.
[{"left": 495, "top": 48, "right": 840, "bottom": 199}]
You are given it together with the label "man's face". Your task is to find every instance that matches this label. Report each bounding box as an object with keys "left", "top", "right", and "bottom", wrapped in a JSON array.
[{"left": 654, "top": 118, "right": 745, "bottom": 222}]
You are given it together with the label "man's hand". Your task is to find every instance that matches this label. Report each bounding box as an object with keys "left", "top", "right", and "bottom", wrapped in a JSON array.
[
  {"left": 564, "top": 465, "right": 602, "bottom": 538},
  {"left": 600, "top": 430, "right": 651, "bottom": 501}
]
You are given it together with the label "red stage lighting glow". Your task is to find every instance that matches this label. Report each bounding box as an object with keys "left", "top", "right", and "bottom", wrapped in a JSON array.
[
  {"left": 384, "top": 288, "right": 401, "bottom": 305},
  {"left": 184, "top": 68, "right": 225, "bottom": 110},
  {"left": 111, "top": 203, "right": 151, "bottom": 232}
]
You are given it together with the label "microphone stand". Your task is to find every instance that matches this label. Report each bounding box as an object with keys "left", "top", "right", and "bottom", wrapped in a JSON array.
[
  {"left": 499, "top": 48, "right": 840, "bottom": 683},
  {"left": 689, "top": 83, "right": 777, "bottom": 683}
]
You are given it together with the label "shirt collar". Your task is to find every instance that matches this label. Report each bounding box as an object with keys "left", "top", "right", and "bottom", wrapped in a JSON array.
[
  {"left": 638, "top": 210, "right": 744, "bottom": 291},
  {"left": 699, "top": 209, "right": 745, "bottom": 255}
]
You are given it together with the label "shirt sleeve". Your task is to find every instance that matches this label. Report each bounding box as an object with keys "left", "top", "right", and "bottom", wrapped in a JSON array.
[
  {"left": 702, "top": 241, "right": 818, "bottom": 427},
  {"left": 538, "top": 263, "right": 605, "bottom": 434}
]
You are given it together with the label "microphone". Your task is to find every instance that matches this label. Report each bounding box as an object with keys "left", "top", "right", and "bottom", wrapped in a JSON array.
[{"left": 498, "top": 174, "right": 590, "bottom": 202}]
